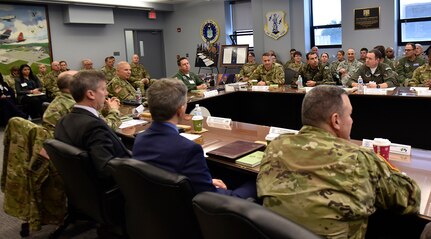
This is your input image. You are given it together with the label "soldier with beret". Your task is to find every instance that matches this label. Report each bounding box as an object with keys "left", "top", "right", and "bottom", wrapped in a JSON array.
[{"left": 257, "top": 85, "right": 421, "bottom": 239}]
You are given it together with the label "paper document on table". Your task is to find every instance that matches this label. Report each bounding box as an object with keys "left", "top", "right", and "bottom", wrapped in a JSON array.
[
  {"left": 119, "top": 119, "right": 148, "bottom": 129},
  {"left": 180, "top": 133, "right": 201, "bottom": 141}
]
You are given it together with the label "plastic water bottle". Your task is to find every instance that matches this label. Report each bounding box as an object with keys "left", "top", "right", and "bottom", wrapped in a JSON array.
[
  {"left": 297, "top": 75, "right": 304, "bottom": 89},
  {"left": 136, "top": 88, "right": 142, "bottom": 103},
  {"left": 194, "top": 104, "right": 202, "bottom": 116},
  {"left": 357, "top": 76, "right": 364, "bottom": 94}
]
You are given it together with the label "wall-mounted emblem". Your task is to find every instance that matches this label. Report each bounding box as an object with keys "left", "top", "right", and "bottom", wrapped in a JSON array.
[
  {"left": 264, "top": 11, "right": 288, "bottom": 40},
  {"left": 201, "top": 19, "right": 220, "bottom": 43}
]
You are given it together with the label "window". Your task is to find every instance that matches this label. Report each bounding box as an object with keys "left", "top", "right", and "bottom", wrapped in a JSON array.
[
  {"left": 229, "top": 1, "right": 253, "bottom": 50},
  {"left": 398, "top": 0, "right": 431, "bottom": 44},
  {"left": 310, "top": 0, "right": 342, "bottom": 48}
]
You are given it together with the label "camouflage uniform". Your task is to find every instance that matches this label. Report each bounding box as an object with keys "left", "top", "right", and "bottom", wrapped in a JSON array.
[
  {"left": 36, "top": 72, "right": 48, "bottom": 93},
  {"left": 107, "top": 75, "right": 137, "bottom": 101},
  {"left": 2, "top": 117, "right": 67, "bottom": 231},
  {"left": 42, "top": 92, "right": 75, "bottom": 137},
  {"left": 238, "top": 62, "right": 258, "bottom": 80},
  {"left": 3, "top": 74, "right": 17, "bottom": 93},
  {"left": 348, "top": 63, "right": 399, "bottom": 88},
  {"left": 297, "top": 63, "right": 334, "bottom": 85},
  {"left": 330, "top": 60, "right": 345, "bottom": 84},
  {"left": 384, "top": 57, "right": 396, "bottom": 70},
  {"left": 42, "top": 92, "right": 122, "bottom": 136},
  {"left": 100, "top": 66, "right": 116, "bottom": 82},
  {"left": 130, "top": 62, "right": 151, "bottom": 82},
  {"left": 257, "top": 125, "right": 421, "bottom": 239},
  {"left": 409, "top": 63, "right": 431, "bottom": 87},
  {"left": 337, "top": 60, "right": 363, "bottom": 86},
  {"left": 395, "top": 56, "right": 425, "bottom": 86},
  {"left": 44, "top": 70, "right": 61, "bottom": 100},
  {"left": 173, "top": 71, "right": 205, "bottom": 91},
  {"left": 284, "top": 61, "right": 304, "bottom": 73},
  {"left": 249, "top": 63, "right": 285, "bottom": 85}
]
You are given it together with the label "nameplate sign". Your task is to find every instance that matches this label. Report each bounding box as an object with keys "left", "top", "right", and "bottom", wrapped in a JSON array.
[
  {"left": 203, "top": 90, "right": 219, "bottom": 98},
  {"left": 206, "top": 116, "right": 232, "bottom": 130},
  {"left": 252, "top": 86, "right": 269, "bottom": 91},
  {"left": 134, "top": 104, "right": 144, "bottom": 114},
  {"left": 225, "top": 82, "right": 248, "bottom": 92},
  {"left": 364, "top": 88, "right": 388, "bottom": 95},
  {"left": 269, "top": 126, "right": 298, "bottom": 135},
  {"left": 362, "top": 139, "right": 411, "bottom": 155},
  {"left": 417, "top": 90, "right": 431, "bottom": 96}
]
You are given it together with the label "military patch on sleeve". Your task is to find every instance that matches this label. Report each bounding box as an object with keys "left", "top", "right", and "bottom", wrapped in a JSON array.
[{"left": 115, "top": 86, "right": 122, "bottom": 93}]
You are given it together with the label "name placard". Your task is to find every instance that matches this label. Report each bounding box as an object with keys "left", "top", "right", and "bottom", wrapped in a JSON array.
[
  {"left": 203, "top": 90, "right": 219, "bottom": 98},
  {"left": 134, "top": 104, "right": 144, "bottom": 114},
  {"left": 206, "top": 116, "right": 232, "bottom": 130},
  {"left": 269, "top": 126, "right": 298, "bottom": 135},
  {"left": 362, "top": 139, "right": 411, "bottom": 155},
  {"left": 251, "top": 85, "right": 269, "bottom": 91}
]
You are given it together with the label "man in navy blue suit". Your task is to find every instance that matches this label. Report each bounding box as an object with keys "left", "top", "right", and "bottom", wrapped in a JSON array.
[{"left": 133, "top": 78, "right": 256, "bottom": 199}]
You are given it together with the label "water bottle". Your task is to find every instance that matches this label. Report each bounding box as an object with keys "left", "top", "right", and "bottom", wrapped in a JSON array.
[
  {"left": 136, "top": 88, "right": 142, "bottom": 103},
  {"left": 357, "top": 76, "right": 364, "bottom": 94},
  {"left": 193, "top": 104, "right": 202, "bottom": 116},
  {"left": 297, "top": 75, "right": 304, "bottom": 89}
]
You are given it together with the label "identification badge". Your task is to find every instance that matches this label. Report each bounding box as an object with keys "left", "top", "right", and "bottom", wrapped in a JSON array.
[
  {"left": 189, "top": 80, "right": 196, "bottom": 84},
  {"left": 21, "top": 83, "right": 28, "bottom": 87},
  {"left": 413, "top": 63, "right": 419, "bottom": 67}
]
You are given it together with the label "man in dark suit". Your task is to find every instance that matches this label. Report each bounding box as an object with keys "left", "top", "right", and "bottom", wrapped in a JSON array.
[
  {"left": 55, "top": 70, "right": 131, "bottom": 181},
  {"left": 133, "top": 78, "right": 256, "bottom": 199}
]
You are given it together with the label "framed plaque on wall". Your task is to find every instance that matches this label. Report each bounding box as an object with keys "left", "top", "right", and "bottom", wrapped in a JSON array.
[{"left": 354, "top": 7, "right": 380, "bottom": 30}]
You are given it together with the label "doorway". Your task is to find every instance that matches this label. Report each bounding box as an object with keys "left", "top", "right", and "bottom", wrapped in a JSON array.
[{"left": 125, "top": 29, "right": 166, "bottom": 79}]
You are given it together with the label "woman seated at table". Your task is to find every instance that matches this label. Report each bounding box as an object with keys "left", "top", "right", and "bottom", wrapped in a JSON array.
[
  {"left": 0, "top": 73, "right": 26, "bottom": 126},
  {"left": 15, "top": 64, "right": 47, "bottom": 119}
]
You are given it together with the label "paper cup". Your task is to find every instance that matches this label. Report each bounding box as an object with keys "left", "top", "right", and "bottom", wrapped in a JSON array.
[
  {"left": 251, "top": 79, "right": 258, "bottom": 85},
  {"left": 192, "top": 116, "right": 203, "bottom": 132},
  {"left": 373, "top": 138, "right": 391, "bottom": 160}
]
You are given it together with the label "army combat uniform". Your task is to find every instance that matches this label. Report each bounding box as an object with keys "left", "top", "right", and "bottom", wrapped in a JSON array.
[
  {"left": 395, "top": 56, "right": 425, "bottom": 86},
  {"left": 238, "top": 62, "right": 258, "bottom": 81},
  {"left": 100, "top": 66, "right": 116, "bottom": 82},
  {"left": 297, "top": 63, "right": 334, "bottom": 85},
  {"left": 257, "top": 125, "right": 421, "bottom": 239},
  {"left": 3, "top": 74, "right": 17, "bottom": 93},
  {"left": 330, "top": 60, "right": 345, "bottom": 84},
  {"left": 173, "top": 71, "right": 205, "bottom": 91},
  {"left": 44, "top": 70, "right": 61, "bottom": 100},
  {"left": 348, "top": 63, "right": 399, "bottom": 88},
  {"left": 409, "top": 63, "right": 431, "bottom": 87},
  {"left": 107, "top": 76, "right": 137, "bottom": 101},
  {"left": 249, "top": 63, "right": 285, "bottom": 85},
  {"left": 337, "top": 60, "right": 363, "bottom": 86},
  {"left": 42, "top": 92, "right": 121, "bottom": 136},
  {"left": 284, "top": 61, "right": 304, "bottom": 73}
]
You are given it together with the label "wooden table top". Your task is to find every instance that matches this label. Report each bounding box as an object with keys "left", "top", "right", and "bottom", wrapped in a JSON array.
[{"left": 117, "top": 105, "right": 431, "bottom": 217}]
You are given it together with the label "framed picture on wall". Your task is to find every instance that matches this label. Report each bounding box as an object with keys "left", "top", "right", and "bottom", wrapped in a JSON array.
[
  {"left": 0, "top": 2, "right": 52, "bottom": 75},
  {"left": 220, "top": 44, "right": 249, "bottom": 68},
  {"left": 354, "top": 7, "right": 380, "bottom": 30}
]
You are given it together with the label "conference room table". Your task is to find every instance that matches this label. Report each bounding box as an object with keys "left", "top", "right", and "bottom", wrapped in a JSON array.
[{"left": 185, "top": 86, "right": 431, "bottom": 150}]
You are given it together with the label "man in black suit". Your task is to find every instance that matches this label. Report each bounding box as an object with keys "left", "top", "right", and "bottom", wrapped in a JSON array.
[{"left": 55, "top": 70, "right": 131, "bottom": 180}]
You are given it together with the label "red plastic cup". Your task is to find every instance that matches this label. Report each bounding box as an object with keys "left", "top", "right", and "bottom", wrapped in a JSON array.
[{"left": 373, "top": 138, "right": 391, "bottom": 160}]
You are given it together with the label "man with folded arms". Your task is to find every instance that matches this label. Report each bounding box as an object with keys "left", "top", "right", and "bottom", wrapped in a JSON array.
[
  {"left": 133, "top": 78, "right": 256, "bottom": 199},
  {"left": 249, "top": 52, "right": 285, "bottom": 86},
  {"left": 257, "top": 85, "right": 420, "bottom": 239}
]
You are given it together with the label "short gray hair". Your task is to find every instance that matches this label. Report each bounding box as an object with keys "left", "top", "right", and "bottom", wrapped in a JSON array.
[
  {"left": 302, "top": 85, "right": 347, "bottom": 127},
  {"left": 147, "top": 78, "right": 188, "bottom": 122}
]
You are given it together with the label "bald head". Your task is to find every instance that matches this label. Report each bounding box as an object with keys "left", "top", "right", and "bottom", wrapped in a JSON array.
[
  {"left": 132, "top": 54, "right": 140, "bottom": 64},
  {"left": 82, "top": 59, "right": 93, "bottom": 70},
  {"left": 51, "top": 61, "right": 60, "bottom": 71},
  {"left": 57, "top": 70, "right": 78, "bottom": 92},
  {"left": 116, "top": 61, "right": 131, "bottom": 80}
]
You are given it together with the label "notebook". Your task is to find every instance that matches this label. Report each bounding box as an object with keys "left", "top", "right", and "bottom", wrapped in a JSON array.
[
  {"left": 206, "top": 140, "right": 265, "bottom": 162},
  {"left": 235, "top": 151, "right": 265, "bottom": 167}
]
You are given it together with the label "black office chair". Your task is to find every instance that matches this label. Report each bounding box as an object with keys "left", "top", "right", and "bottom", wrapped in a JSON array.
[
  {"left": 110, "top": 158, "right": 202, "bottom": 239},
  {"left": 284, "top": 68, "right": 298, "bottom": 86},
  {"left": 43, "top": 139, "right": 124, "bottom": 238},
  {"left": 192, "top": 192, "right": 322, "bottom": 239}
]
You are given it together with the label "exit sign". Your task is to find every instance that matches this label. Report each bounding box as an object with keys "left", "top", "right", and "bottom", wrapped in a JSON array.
[{"left": 148, "top": 10, "right": 156, "bottom": 20}]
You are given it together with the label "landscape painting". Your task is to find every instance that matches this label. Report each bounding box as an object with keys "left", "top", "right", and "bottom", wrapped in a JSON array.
[{"left": 0, "top": 3, "right": 51, "bottom": 75}]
